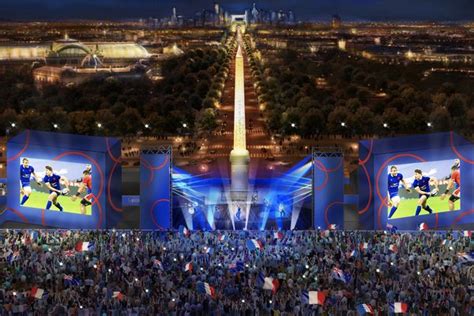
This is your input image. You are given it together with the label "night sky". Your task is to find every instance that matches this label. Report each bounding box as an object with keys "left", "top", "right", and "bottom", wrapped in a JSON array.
[{"left": 0, "top": 0, "right": 473, "bottom": 21}]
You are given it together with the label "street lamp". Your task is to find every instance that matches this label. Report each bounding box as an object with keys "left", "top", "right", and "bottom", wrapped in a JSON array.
[
  {"left": 144, "top": 124, "right": 150, "bottom": 129},
  {"left": 10, "top": 122, "right": 16, "bottom": 128},
  {"left": 97, "top": 122, "right": 102, "bottom": 129},
  {"left": 182, "top": 123, "right": 188, "bottom": 128},
  {"left": 340, "top": 122, "right": 346, "bottom": 127},
  {"left": 383, "top": 123, "right": 388, "bottom": 128},
  {"left": 53, "top": 123, "right": 59, "bottom": 129},
  {"left": 427, "top": 122, "right": 432, "bottom": 128},
  {"left": 291, "top": 122, "right": 296, "bottom": 128}
]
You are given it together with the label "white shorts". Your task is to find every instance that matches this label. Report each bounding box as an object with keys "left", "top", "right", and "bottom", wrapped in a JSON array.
[
  {"left": 391, "top": 196, "right": 400, "bottom": 205},
  {"left": 22, "top": 186, "right": 32, "bottom": 194}
]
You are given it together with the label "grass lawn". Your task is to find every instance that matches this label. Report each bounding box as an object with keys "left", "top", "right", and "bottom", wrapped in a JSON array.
[
  {"left": 20, "top": 191, "right": 91, "bottom": 215},
  {"left": 389, "top": 196, "right": 460, "bottom": 219}
]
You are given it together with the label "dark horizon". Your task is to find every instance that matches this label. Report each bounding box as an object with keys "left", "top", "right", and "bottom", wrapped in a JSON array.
[{"left": 0, "top": 0, "right": 473, "bottom": 22}]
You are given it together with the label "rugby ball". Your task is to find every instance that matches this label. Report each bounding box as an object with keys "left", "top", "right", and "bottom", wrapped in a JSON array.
[
  {"left": 62, "top": 188, "right": 70, "bottom": 196},
  {"left": 430, "top": 188, "right": 439, "bottom": 196}
]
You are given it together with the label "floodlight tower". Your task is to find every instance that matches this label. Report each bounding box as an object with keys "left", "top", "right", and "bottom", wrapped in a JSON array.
[{"left": 230, "top": 27, "right": 250, "bottom": 201}]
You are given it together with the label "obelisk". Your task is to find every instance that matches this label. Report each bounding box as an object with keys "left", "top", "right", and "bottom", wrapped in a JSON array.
[{"left": 229, "top": 28, "right": 249, "bottom": 201}]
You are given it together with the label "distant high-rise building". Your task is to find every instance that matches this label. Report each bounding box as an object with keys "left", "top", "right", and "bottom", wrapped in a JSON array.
[
  {"left": 251, "top": 3, "right": 259, "bottom": 23},
  {"left": 214, "top": 2, "right": 220, "bottom": 15},
  {"left": 171, "top": 7, "right": 178, "bottom": 25},
  {"left": 288, "top": 10, "right": 295, "bottom": 24},
  {"left": 271, "top": 11, "right": 277, "bottom": 24},
  {"left": 332, "top": 14, "right": 342, "bottom": 29}
]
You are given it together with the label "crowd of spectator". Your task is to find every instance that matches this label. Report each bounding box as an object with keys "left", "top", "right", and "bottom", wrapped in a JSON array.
[{"left": 0, "top": 229, "right": 473, "bottom": 315}]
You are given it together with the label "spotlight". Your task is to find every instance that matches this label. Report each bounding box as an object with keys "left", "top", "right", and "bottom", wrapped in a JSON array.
[
  {"left": 144, "top": 124, "right": 150, "bottom": 129},
  {"left": 97, "top": 122, "right": 102, "bottom": 128},
  {"left": 383, "top": 123, "right": 388, "bottom": 128},
  {"left": 11, "top": 122, "right": 16, "bottom": 128},
  {"left": 340, "top": 122, "right": 346, "bottom": 127},
  {"left": 427, "top": 122, "right": 432, "bottom": 127},
  {"left": 53, "top": 123, "right": 59, "bottom": 129}
]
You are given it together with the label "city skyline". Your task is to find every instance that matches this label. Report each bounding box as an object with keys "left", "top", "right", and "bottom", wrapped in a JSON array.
[{"left": 0, "top": 0, "right": 473, "bottom": 22}]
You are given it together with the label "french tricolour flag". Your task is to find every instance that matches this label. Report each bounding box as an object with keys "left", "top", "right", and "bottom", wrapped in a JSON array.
[
  {"left": 332, "top": 267, "right": 350, "bottom": 283},
  {"left": 389, "top": 244, "right": 398, "bottom": 253},
  {"left": 184, "top": 262, "right": 193, "bottom": 272},
  {"left": 463, "top": 231, "right": 472, "bottom": 238},
  {"left": 197, "top": 282, "right": 216, "bottom": 299},
  {"left": 320, "top": 230, "right": 331, "bottom": 237},
  {"left": 153, "top": 259, "right": 163, "bottom": 270},
  {"left": 457, "top": 252, "right": 474, "bottom": 262},
  {"left": 273, "top": 232, "right": 284, "bottom": 240},
  {"left": 112, "top": 291, "right": 124, "bottom": 300},
  {"left": 75, "top": 241, "right": 93, "bottom": 252},
  {"left": 307, "top": 291, "right": 326, "bottom": 305},
  {"left": 390, "top": 302, "right": 408, "bottom": 314},
  {"left": 30, "top": 287, "right": 45, "bottom": 299},
  {"left": 357, "top": 303, "right": 374, "bottom": 315},
  {"left": 359, "top": 242, "right": 369, "bottom": 251},
  {"left": 247, "top": 239, "right": 263, "bottom": 251},
  {"left": 179, "top": 225, "right": 191, "bottom": 237},
  {"left": 262, "top": 276, "right": 280, "bottom": 294},
  {"left": 328, "top": 224, "right": 337, "bottom": 230},
  {"left": 419, "top": 222, "right": 429, "bottom": 231},
  {"left": 217, "top": 234, "right": 227, "bottom": 242},
  {"left": 350, "top": 249, "right": 358, "bottom": 258}
]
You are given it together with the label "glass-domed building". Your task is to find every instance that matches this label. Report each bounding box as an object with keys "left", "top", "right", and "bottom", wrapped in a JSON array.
[{"left": 0, "top": 35, "right": 150, "bottom": 66}]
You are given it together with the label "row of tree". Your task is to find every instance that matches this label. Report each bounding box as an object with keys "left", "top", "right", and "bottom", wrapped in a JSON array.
[
  {"left": 245, "top": 36, "right": 474, "bottom": 138},
  {"left": 0, "top": 43, "right": 234, "bottom": 137}
]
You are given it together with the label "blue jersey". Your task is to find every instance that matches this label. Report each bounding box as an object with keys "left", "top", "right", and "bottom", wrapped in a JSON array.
[
  {"left": 43, "top": 174, "right": 61, "bottom": 192},
  {"left": 387, "top": 173, "right": 403, "bottom": 198},
  {"left": 20, "top": 165, "right": 35, "bottom": 187},
  {"left": 412, "top": 176, "right": 431, "bottom": 196}
]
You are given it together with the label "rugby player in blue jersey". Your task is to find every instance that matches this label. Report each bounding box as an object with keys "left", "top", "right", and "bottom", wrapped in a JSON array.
[
  {"left": 43, "top": 166, "right": 70, "bottom": 212},
  {"left": 412, "top": 169, "right": 439, "bottom": 216},
  {"left": 387, "top": 166, "right": 411, "bottom": 218},
  {"left": 20, "top": 158, "right": 41, "bottom": 206}
]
